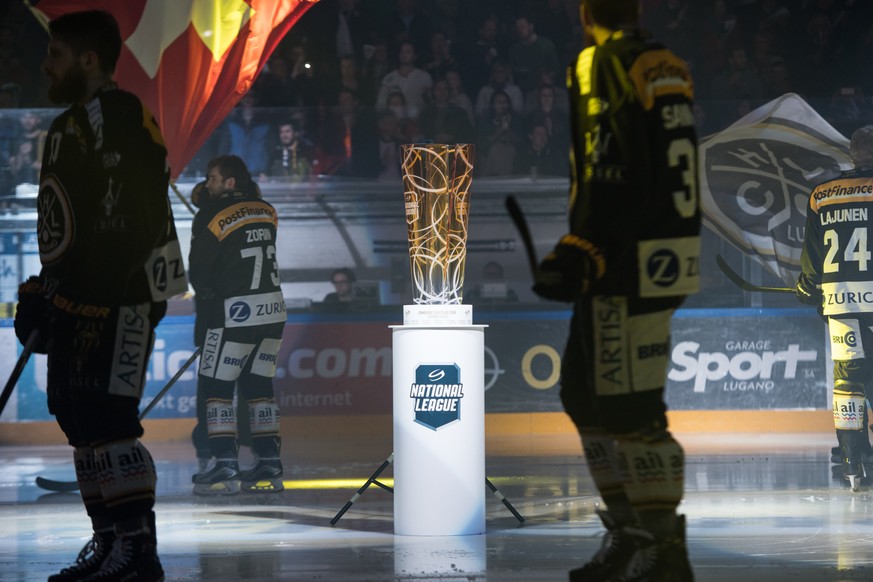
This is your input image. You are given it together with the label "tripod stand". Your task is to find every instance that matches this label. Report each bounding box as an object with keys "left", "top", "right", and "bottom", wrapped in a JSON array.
[{"left": 330, "top": 452, "right": 525, "bottom": 525}]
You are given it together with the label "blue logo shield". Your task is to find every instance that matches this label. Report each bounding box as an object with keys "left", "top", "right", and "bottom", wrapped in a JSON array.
[{"left": 410, "top": 364, "right": 463, "bottom": 430}]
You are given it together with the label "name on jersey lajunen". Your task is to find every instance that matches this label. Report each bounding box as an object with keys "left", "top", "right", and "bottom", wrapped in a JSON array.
[{"left": 820, "top": 207, "right": 867, "bottom": 225}]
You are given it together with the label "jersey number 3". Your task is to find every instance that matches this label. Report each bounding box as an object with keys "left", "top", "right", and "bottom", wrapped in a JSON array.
[{"left": 668, "top": 138, "right": 697, "bottom": 219}]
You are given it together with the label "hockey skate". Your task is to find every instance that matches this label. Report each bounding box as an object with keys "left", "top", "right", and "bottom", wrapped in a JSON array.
[
  {"left": 48, "top": 530, "right": 115, "bottom": 582},
  {"left": 240, "top": 458, "right": 284, "bottom": 493},
  {"left": 835, "top": 430, "right": 868, "bottom": 491},
  {"left": 569, "top": 509, "right": 638, "bottom": 582},
  {"left": 192, "top": 459, "right": 241, "bottom": 496},
  {"left": 82, "top": 533, "right": 164, "bottom": 581},
  {"left": 612, "top": 515, "right": 694, "bottom": 582}
]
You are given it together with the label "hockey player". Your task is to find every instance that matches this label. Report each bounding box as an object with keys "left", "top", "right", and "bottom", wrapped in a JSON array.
[
  {"left": 797, "top": 125, "right": 873, "bottom": 491},
  {"left": 532, "top": 1, "right": 699, "bottom": 580},
  {"left": 189, "top": 155, "right": 287, "bottom": 495},
  {"left": 13, "top": 10, "right": 186, "bottom": 581}
]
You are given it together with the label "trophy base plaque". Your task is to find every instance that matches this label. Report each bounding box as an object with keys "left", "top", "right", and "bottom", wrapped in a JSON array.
[{"left": 402, "top": 304, "right": 473, "bottom": 326}]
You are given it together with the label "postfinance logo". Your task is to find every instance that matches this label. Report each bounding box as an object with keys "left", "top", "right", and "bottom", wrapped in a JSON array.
[{"left": 410, "top": 364, "right": 463, "bottom": 430}]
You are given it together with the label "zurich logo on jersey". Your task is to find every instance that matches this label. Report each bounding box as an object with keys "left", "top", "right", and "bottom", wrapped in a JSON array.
[
  {"left": 229, "top": 301, "right": 251, "bottom": 323},
  {"left": 647, "top": 249, "right": 680, "bottom": 287}
]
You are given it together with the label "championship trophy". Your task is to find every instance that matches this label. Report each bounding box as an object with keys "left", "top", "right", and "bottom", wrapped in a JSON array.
[
  {"left": 392, "top": 143, "right": 484, "bottom": 535},
  {"left": 401, "top": 143, "right": 474, "bottom": 307},
  {"left": 336, "top": 143, "right": 520, "bottom": 535}
]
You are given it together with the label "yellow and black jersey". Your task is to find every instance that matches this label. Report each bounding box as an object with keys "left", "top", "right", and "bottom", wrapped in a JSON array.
[
  {"left": 37, "top": 85, "right": 175, "bottom": 305},
  {"left": 568, "top": 29, "right": 700, "bottom": 300},
  {"left": 189, "top": 191, "right": 285, "bottom": 329},
  {"left": 799, "top": 168, "right": 873, "bottom": 316}
]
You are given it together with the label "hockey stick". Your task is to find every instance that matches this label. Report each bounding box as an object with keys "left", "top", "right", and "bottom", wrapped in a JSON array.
[
  {"left": 0, "top": 330, "right": 39, "bottom": 418},
  {"left": 138, "top": 346, "right": 201, "bottom": 419},
  {"left": 505, "top": 195, "right": 538, "bottom": 278},
  {"left": 35, "top": 347, "right": 202, "bottom": 493},
  {"left": 715, "top": 254, "right": 794, "bottom": 294}
]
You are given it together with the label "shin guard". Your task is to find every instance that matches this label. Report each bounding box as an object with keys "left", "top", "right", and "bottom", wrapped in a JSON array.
[
  {"left": 74, "top": 446, "right": 111, "bottom": 530},
  {"left": 615, "top": 431, "right": 684, "bottom": 514},
  {"left": 248, "top": 398, "right": 281, "bottom": 459},
  {"left": 93, "top": 439, "right": 157, "bottom": 519},
  {"left": 580, "top": 429, "right": 635, "bottom": 525},
  {"left": 833, "top": 381, "right": 866, "bottom": 431},
  {"left": 206, "top": 398, "right": 238, "bottom": 458}
]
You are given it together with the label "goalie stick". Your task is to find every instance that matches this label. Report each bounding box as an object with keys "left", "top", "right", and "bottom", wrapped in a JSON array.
[
  {"left": 505, "top": 195, "right": 538, "bottom": 278},
  {"left": 715, "top": 254, "right": 794, "bottom": 294},
  {"left": 35, "top": 347, "right": 202, "bottom": 493}
]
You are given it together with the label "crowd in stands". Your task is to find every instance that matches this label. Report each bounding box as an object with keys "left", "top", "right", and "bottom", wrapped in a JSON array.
[{"left": 1, "top": 0, "right": 872, "bottom": 198}]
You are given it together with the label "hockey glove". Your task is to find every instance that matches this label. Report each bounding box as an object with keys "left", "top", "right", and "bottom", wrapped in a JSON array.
[
  {"left": 14, "top": 276, "right": 50, "bottom": 353},
  {"left": 533, "top": 234, "right": 605, "bottom": 302},
  {"left": 191, "top": 180, "right": 207, "bottom": 209},
  {"left": 795, "top": 274, "right": 825, "bottom": 320}
]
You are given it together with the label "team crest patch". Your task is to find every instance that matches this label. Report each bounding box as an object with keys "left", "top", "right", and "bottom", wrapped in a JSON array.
[{"left": 699, "top": 94, "right": 851, "bottom": 285}]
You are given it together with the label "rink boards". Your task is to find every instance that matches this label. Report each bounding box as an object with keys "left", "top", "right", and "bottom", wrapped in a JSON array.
[{"left": 0, "top": 306, "right": 829, "bottom": 424}]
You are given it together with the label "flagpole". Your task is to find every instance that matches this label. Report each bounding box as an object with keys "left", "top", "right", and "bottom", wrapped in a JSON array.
[
  {"left": 170, "top": 181, "right": 196, "bottom": 215},
  {"left": 23, "top": 1, "right": 49, "bottom": 31}
]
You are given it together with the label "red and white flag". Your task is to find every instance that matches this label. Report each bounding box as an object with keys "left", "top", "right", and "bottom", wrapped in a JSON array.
[{"left": 29, "top": 0, "right": 317, "bottom": 179}]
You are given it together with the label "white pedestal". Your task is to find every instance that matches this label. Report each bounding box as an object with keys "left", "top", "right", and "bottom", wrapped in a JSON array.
[{"left": 391, "top": 317, "right": 486, "bottom": 536}]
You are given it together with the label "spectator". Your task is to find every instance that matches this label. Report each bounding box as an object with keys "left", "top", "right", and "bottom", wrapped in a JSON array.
[
  {"left": 444, "top": 69, "right": 476, "bottom": 127},
  {"left": 285, "top": 41, "right": 322, "bottom": 107},
  {"left": 253, "top": 54, "right": 296, "bottom": 109},
  {"left": 268, "top": 120, "right": 314, "bottom": 181},
  {"left": 709, "top": 45, "right": 764, "bottom": 124},
  {"left": 8, "top": 109, "right": 45, "bottom": 186},
  {"left": 526, "top": 84, "right": 569, "bottom": 153},
  {"left": 376, "top": 40, "right": 433, "bottom": 119},
  {"left": 376, "top": 111, "right": 403, "bottom": 181},
  {"left": 419, "top": 77, "right": 475, "bottom": 145},
  {"left": 422, "top": 31, "right": 458, "bottom": 81},
  {"left": 641, "top": 0, "right": 700, "bottom": 63},
  {"left": 508, "top": 15, "right": 560, "bottom": 95},
  {"left": 529, "top": 0, "right": 576, "bottom": 63},
  {"left": 323, "top": 267, "right": 356, "bottom": 303},
  {"left": 381, "top": 0, "right": 434, "bottom": 59},
  {"left": 458, "top": 14, "right": 504, "bottom": 95},
  {"left": 304, "top": 0, "right": 372, "bottom": 65},
  {"left": 218, "top": 91, "right": 271, "bottom": 178},
  {"left": 334, "top": 55, "right": 367, "bottom": 104},
  {"left": 762, "top": 55, "right": 793, "bottom": 100},
  {"left": 0, "top": 80, "right": 20, "bottom": 107},
  {"left": 474, "top": 59, "right": 524, "bottom": 118},
  {"left": 696, "top": 0, "right": 739, "bottom": 94},
  {"left": 385, "top": 90, "right": 422, "bottom": 144},
  {"left": 477, "top": 89, "right": 522, "bottom": 176},
  {"left": 0, "top": 24, "right": 34, "bottom": 105},
  {"left": 319, "top": 87, "right": 380, "bottom": 178},
  {"left": 360, "top": 38, "right": 392, "bottom": 106},
  {"left": 523, "top": 69, "right": 569, "bottom": 115},
  {"left": 514, "top": 123, "right": 565, "bottom": 178}
]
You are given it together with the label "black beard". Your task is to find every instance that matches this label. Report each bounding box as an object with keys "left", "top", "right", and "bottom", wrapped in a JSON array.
[{"left": 48, "top": 64, "right": 88, "bottom": 104}]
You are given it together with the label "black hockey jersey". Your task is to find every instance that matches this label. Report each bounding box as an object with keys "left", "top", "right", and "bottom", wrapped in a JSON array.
[
  {"left": 37, "top": 85, "right": 185, "bottom": 306},
  {"left": 189, "top": 190, "right": 286, "bottom": 329},
  {"left": 798, "top": 167, "right": 873, "bottom": 316},
  {"left": 567, "top": 30, "right": 700, "bottom": 300}
]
